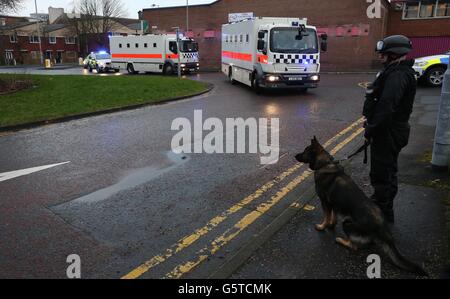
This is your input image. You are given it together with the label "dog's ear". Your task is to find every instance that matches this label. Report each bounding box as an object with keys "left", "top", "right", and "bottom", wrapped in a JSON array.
[{"left": 311, "top": 136, "right": 318, "bottom": 145}]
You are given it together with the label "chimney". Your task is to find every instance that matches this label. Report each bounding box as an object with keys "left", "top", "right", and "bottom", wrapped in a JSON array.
[{"left": 49, "top": 7, "right": 65, "bottom": 24}]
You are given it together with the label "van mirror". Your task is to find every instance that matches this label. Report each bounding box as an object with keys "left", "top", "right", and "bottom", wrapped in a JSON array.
[
  {"left": 257, "top": 40, "right": 265, "bottom": 52},
  {"left": 320, "top": 34, "right": 328, "bottom": 52}
]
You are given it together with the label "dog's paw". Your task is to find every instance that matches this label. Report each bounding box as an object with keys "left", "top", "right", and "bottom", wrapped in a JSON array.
[
  {"left": 315, "top": 223, "right": 327, "bottom": 231},
  {"left": 335, "top": 237, "right": 357, "bottom": 251}
]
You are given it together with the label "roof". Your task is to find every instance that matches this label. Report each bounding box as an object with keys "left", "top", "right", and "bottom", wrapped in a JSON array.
[
  {"left": 142, "top": 0, "right": 391, "bottom": 12},
  {"left": 0, "top": 21, "right": 37, "bottom": 31},
  {"left": 142, "top": 0, "right": 220, "bottom": 11},
  {"left": 43, "top": 23, "right": 68, "bottom": 33}
]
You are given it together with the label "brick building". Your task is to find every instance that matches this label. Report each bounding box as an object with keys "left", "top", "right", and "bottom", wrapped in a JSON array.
[
  {"left": 141, "top": 0, "right": 450, "bottom": 71},
  {"left": 0, "top": 7, "right": 140, "bottom": 65},
  {"left": 389, "top": 0, "right": 450, "bottom": 59}
]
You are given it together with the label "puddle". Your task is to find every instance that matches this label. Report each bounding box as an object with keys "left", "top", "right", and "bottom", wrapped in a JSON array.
[{"left": 69, "top": 151, "right": 189, "bottom": 204}]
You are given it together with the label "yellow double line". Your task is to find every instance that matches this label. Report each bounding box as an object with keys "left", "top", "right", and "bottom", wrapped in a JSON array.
[{"left": 122, "top": 117, "right": 365, "bottom": 279}]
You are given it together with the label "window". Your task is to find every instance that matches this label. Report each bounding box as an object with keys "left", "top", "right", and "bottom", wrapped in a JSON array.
[
  {"left": 169, "top": 41, "right": 178, "bottom": 53},
  {"left": 437, "top": 0, "right": 450, "bottom": 16},
  {"left": 9, "top": 35, "right": 17, "bottom": 43},
  {"left": 127, "top": 43, "right": 130, "bottom": 48},
  {"left": 240, "top": 34, "right": 243, "bottom": 43},
  {"left": 119, "top": 43, "right": 122, "bottom": 48},
  {"left": 49, "top": 36, "right": 56, "bottom": 44},
  {"left": 419, "top": 2, "right": 436, "bottom": 18},
  {"left": 153, "top": 43, "right": 157, "bottom": 48},
  {"left": 135, "top": 43, "right": 139, "bottom": 48},
  {"left": 144, "top": 43, "right": 148, "bottom": 48},
  {"left": 234, "top": 35, "right": 238, "bottom": 42},
  {"left": 246, "top": 34, "right": 249, "bottom": 43},
  {"left": 0, "top": 18, "right": 5, "bottom": 26},
  {"left": 404, "top": 1, "right": 450, "bottom": 19},
  {"left": 65, "top": 36, "right": 76, "bottom": 44},
  {"left": 29, "top": 35, "right": 40, "bottom": 43}
]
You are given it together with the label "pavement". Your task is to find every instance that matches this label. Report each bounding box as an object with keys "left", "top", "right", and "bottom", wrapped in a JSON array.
[
  {"left": 0, "top": 71, "right": 448, "bottom": 279},
  {"left": 232, "top": 87, "right": 450, "bottom": 279}
]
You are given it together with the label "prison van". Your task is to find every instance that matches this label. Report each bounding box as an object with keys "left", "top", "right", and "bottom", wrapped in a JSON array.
[
  {"left": 222, "top": 17, "right": 327, "bottom": 91},
  {"left": 110, "top": 34, "right": 200, "bottom": 75}
]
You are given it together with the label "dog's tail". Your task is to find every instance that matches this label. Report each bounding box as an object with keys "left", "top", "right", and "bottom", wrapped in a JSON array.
[{"left": 379, "top": 240, "right": 428, "bottom": 277}]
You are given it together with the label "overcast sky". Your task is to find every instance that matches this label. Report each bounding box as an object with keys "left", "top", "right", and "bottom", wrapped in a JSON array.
[{"left": 14, "top": 0, "right": 215, "bottom": 18}]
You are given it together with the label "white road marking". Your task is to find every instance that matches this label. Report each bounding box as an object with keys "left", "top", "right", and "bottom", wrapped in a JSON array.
[{"left": 0, "top": 162, "right": 70, "bottom": 183}]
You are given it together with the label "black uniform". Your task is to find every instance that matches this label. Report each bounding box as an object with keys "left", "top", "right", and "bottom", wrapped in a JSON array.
[{"left": 363, "top": 59, "right": 417, "bottom": 220}]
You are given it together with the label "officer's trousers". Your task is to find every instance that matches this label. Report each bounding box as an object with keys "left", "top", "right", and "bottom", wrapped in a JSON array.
[{"left": 370, "top": 132, "right": 401, "bottom": 213}]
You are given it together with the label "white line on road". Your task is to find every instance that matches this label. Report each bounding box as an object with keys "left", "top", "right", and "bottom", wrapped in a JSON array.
[{"left": 0, "top": 162, "right": 70, "bottom": 183}]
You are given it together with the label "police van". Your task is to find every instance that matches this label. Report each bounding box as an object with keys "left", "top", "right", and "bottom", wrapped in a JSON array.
[
  {"left": 222, "top": 17, "right": 327, "bottom": 92},
  {"left": 110, "top": 34, "right": 200, "bottom": 75}
]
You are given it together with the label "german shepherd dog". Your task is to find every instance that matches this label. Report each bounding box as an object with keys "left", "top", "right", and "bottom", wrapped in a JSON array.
[{"left": 295, "top": 137, "right": 428, "bottom": 276}]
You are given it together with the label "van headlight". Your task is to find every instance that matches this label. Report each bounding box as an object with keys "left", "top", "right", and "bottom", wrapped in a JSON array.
[
  {"left": 266, "top": 75, "right": 280, "bottom": 82},
  {"left": 414, "top": 61, "right": 428, "bottom": 67},
  {"left": 180, "top": 64, "right": 186, "bottom": 68},
  {"left": 310, "top": 75, "right": 319, "bottom": 81}
]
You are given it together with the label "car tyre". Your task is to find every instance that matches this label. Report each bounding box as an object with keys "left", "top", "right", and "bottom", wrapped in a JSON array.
[{"left": 425, "top": 66, "right": 446, "bottom": 87}]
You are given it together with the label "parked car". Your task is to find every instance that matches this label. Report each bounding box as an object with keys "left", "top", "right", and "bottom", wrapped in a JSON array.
[
  {"left": 84, "top": 52, "right": 119, "bottom": 73},
  {"left": 413, "top": 51, "right": 449, "bottom": 87}
]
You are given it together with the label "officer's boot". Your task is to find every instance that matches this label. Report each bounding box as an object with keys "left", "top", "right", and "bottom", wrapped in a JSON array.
[{"left": 371, "top": 193, "right": 395, "bottom": 223}]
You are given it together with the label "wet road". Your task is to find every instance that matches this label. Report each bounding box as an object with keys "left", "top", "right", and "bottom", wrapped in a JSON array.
[{"left": 1, "top": 72, "right": 377, "bottom": 278}]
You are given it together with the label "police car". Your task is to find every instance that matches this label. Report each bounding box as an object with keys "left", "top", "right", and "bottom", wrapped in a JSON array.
[
  {"left": 413, "top": 51, "right": 449, "bottom": 87},
  {"left": 84, "top": 51, "right": 119, "bottom": 73}
]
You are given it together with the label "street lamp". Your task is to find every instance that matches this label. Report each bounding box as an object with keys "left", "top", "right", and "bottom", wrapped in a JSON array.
[
  {"left": 34, "top": 0, "right": 43, "bottom": 65},
  {"left": 186, "top": 0, "right": 189, "bottom": 32}
]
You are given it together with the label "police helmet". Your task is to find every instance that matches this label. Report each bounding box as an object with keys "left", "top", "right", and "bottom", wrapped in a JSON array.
[{"left": 375, "top": 35, "right": 412, "bottom": 56}]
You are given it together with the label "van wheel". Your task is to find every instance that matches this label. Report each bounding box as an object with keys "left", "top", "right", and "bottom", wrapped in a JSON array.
[
  {"left": 251, "top": 73, "right": 261, "bottom": 93},
  {"left": 229, "top": 67, "right": 236, "bottom": 85},
  {"left": 114, "top": 69, "right": 120, "bottom": 73},
  {"left": 425, "top": 66, "right": 446, "bottom": 87},
  {"left": 127, "top": 64, "right": 136, "bottom": 74},
  {"left": 163, "top": 64, "right": 174, "bottom": 76}
]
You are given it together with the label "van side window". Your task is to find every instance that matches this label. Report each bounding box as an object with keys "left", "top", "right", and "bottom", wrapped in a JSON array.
[
  {"left": 153, "top": 43, "right": 157, "bottom": 48},
  {"left": 240, "top": 34, "right": 243, "bottom": 43},
  {"left": 144, "top": 43, "right": 148, "bottom": 48},
  {"left": 127, "top": 43, "right": 130, "bottom": 48},
  {"left": 246, "top": 34, "right": 249, "bottom": 43},
  {"left": 119, "top": 43, "right": 122, "bottom": 48},
  {"left": 135, "top": 43, "right": 139, "bottom": 48},
  {"left": 169, "top": 41, "right": 178, "bottom": 54},
  {"left": 234, "top": 35, "right": 238, "bottom": 43}
]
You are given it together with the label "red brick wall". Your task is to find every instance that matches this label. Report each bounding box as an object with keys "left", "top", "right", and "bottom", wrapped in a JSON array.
[
  {"left": 1, "top": 35, "right": 79, "bottom": 64},
  {"left": 142, "top": 0, "right": 390, "bottom": 71}
]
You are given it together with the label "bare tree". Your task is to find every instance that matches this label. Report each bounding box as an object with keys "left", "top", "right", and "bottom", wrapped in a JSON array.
[
  {"left": 71, "top": 0, "right": 125, "bottom": 54},
  {"left": 0, "top": 0, "right": 22, "bottom": 14},
  {"left": 101, "top": 0, "right": 126, "bottom": 34}
]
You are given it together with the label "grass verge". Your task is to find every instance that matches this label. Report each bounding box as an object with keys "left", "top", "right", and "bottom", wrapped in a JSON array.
[{"left": 0, "top": 74, "right": 208, "bottom": 128}]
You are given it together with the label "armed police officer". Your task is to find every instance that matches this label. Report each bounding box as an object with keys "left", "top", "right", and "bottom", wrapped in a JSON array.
[{"left": 363, "top": 35, "right": 417, "bottom": 223}]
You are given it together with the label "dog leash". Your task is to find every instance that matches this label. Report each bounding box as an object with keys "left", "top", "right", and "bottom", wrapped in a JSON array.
[{"left": 338, "top": 140, "right": 369, "bottom": 164}]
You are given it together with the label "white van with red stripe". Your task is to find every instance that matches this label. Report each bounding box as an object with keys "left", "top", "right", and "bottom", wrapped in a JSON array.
[
  {"left": 222, "top": 17, "right": 327, "bottom": 91},
  {"left": 110, "top": 34, "right": 199, "bottom": 75}
]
